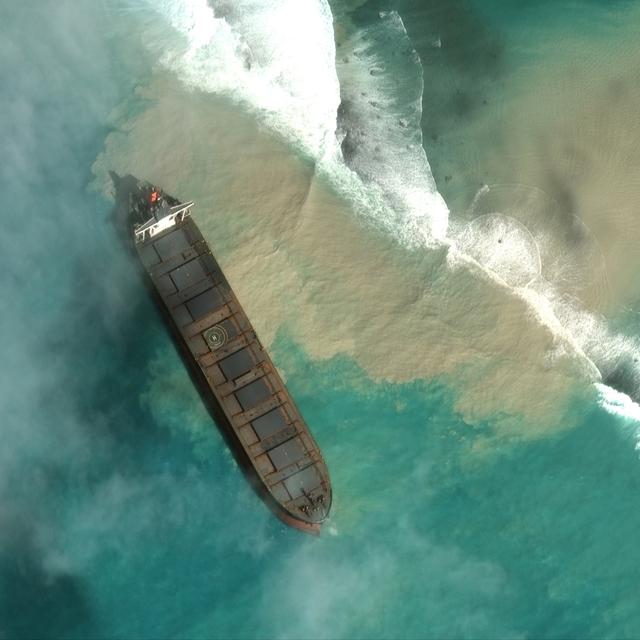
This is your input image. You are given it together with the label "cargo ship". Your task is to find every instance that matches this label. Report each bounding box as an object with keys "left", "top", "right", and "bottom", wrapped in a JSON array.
[{"left": 116, "top": 175, "right": 332, "bottom": 534}]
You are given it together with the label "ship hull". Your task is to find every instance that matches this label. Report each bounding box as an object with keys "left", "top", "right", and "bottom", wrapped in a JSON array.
[
  {"left": 118, "top": 177, "right": 331, "bottom": 533},
  {"left": 144, "top": 279, "right": 323, "bottom": 535}
]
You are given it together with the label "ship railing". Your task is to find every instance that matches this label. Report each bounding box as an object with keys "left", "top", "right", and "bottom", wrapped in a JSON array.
[{"left": 134, "top": 202, "right": 195, "bottom": 243}]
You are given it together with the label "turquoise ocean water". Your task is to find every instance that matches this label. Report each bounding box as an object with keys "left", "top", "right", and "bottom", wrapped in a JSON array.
[{"left": 3, "top": 1, "right": 640, "bottom": 638}]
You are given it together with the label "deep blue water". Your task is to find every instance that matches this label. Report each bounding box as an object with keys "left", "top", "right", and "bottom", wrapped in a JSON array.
[{"left": 3, "top": 1, "right": 640, "bottom": 639}]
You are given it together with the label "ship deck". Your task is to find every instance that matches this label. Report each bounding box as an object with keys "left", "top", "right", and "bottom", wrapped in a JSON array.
[{"left": 134, "top": 200, "right": 331, "bottom": 532}]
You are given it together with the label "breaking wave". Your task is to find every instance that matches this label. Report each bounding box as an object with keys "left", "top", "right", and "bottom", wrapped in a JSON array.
[
  {"left": 596, "top": 384, "right": 640, "bottom": 453},
  {"left": 131, "top": 0, "right": 339, "bottom": 158},
  {"left": 596, "top": 384, "right": 640, "bottom": 422},
  {"left": 334, "top": 9, "right": 449, "bottom": 243},
  {"left": 117, "top": 0, "right": 640, "bottom": 422},
  {"left": 451, "top": 183, "right": 640, "bottom": 410},
  {"left": 122, "top": 0, "right": 449, "bottom": 245}
]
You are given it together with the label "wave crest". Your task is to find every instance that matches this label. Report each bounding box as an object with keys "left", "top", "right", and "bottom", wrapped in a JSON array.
[
  {"left": 125, "top": 0, "right": 449, "bottom": 246},
  {"left": 135, "top": 0, "right": 340, "bottom": 158},
  {"left": 334, "top": 10, "right": 449, "bottom": 244}
]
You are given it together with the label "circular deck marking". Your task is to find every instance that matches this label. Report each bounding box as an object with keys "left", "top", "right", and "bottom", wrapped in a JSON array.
[{"left": 204, "top": 325, "right": 228, "bottom": 350}]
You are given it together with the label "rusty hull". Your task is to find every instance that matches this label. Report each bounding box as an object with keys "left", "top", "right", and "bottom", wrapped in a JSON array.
[{"left": 123, "top": 178, "right": 332, "bottom": 534}]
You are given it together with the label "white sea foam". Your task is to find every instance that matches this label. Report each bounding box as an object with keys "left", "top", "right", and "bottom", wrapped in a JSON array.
[
  {"left": 118, "top": 0, "right": 640, "bottom": 423},
  {"left": 334, "top": 10, "right": 449, "bottom": 243},
  {"left": 125, "top": 0, "right": 449, "bottom": 245},
  {"left": 134, "top": 0, "right": 340, "bottom": 159},
  {"left": 596, "top": 383, "right": 640, "bottom": 424},
  {"left": 452, "top": 184, "right": 640, "bottom": 416},
  {"left": 451, "top": 229, "right": 640, "bottom": 422},
  {"left": 455, "top": 214, "right": 541, "bottom": 287}
]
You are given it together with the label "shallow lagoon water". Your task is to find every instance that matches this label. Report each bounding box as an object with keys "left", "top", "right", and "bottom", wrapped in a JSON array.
[{"left": 3, "top": 0, "right": 640, "bottom": 638}]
